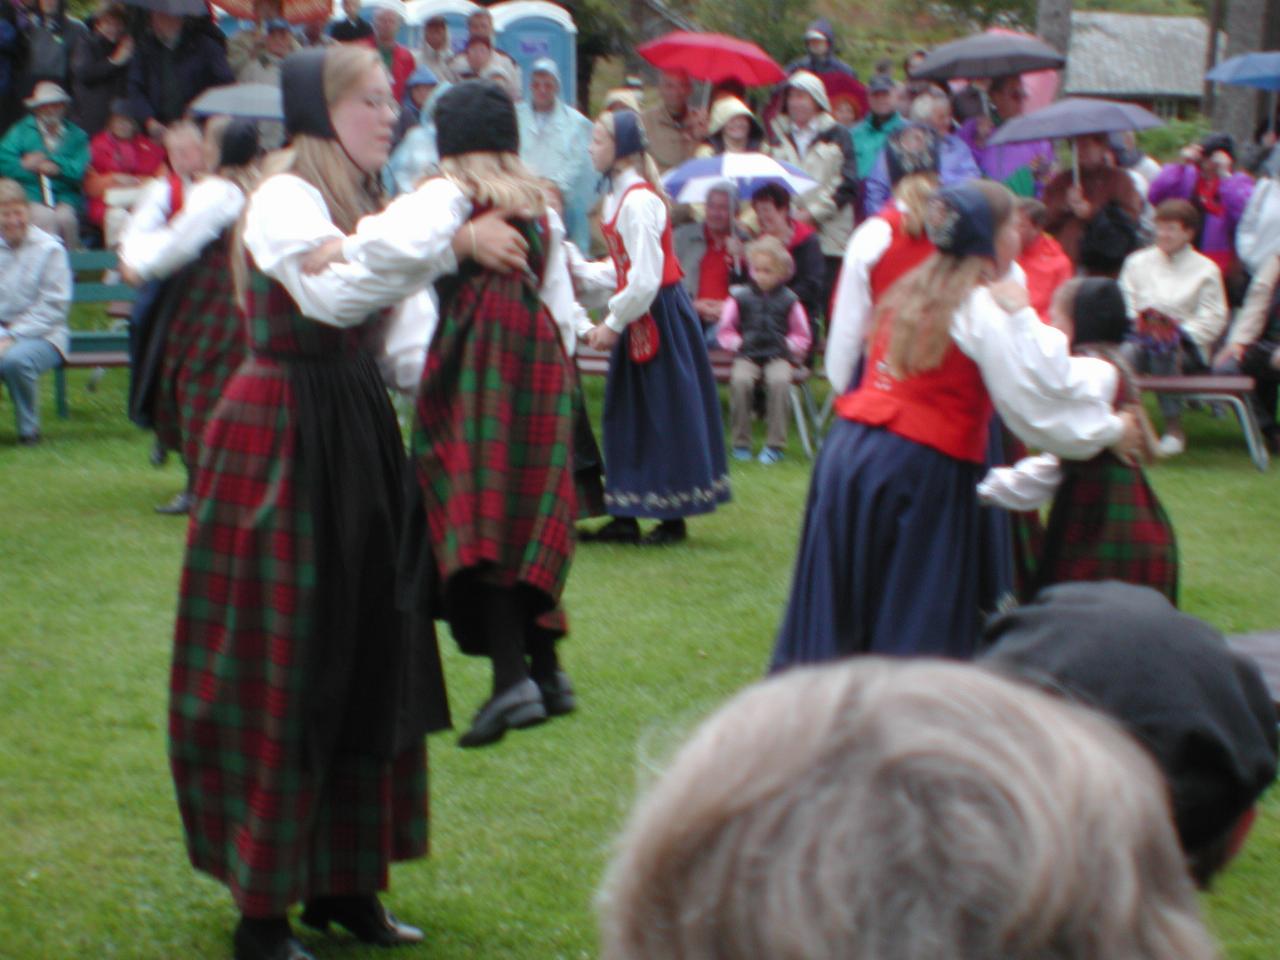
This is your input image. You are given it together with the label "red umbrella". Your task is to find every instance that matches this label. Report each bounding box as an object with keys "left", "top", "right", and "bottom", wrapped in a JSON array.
[
  {"left": 637, "top": 31, "right": 786, "bottom": 87},
  {"left": 211, "top": 0, "right": 330, "bottom": 22}
]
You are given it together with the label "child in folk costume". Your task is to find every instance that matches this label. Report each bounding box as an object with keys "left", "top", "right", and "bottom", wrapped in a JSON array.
[
  {"left": 579, "top": 109, "right": 730, "bottom": 545},
  {"left": 717, "top": 235, "right": 811, "bottom": 464},
  {"left": 169, "top": 48, "right": 526, "bottom": 960},
  {"left": 824, "top": 122, "right": 940, "bottom": 397},
  {"left": 405, "top": 81, "right": 583, "bottom": 748},
  {"left": 771, "top": 182, "right": 1146, "bottom": 670},
  {"left": 119, "top": 116, "right": 262, "bottom": 517},
  {"left": 979, "top": 278, "right": 1176, "bottom": 602}
]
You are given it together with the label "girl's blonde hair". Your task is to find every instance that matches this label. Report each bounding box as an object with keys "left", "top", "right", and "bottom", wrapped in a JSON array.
[
  {"left": 892, "top": 171, "right": 939, "bottom": 238},
  {"left": 596, "top": 111, "right": 668, "bottom": 208},
  {"left": 437, "top": 151, "right": 545, "bottom": 219},
  {"left": 745, "top": 234, "right": 794, "bottom": 281},
  {"left": 876, "top": 180, "right": 1014, "bottom": 377}
]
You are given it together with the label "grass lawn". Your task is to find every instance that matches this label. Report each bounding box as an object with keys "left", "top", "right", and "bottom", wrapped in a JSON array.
[{"left": 1, "top": 367, "right": 1277, "bottom": 958}]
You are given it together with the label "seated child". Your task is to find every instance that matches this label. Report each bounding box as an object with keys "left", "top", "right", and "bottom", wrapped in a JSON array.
[
  {"left": 978, "top": 277, "right": 1177, "bottom": 602},
  {"left": 717, "top": 235, "right": 811, "bottom": 464}
]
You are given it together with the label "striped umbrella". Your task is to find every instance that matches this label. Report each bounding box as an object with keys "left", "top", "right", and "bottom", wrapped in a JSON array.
[{"left": 661, "top": 152, "right": 818, "bottom": 205}]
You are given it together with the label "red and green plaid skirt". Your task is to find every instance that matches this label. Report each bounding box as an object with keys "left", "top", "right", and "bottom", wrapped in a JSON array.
[
  {"left": 171, "top": 345, "right": 428, "bottom": 916},
  {"left": 151, "top": 237, "right": 247, "bottom": 468},
  {"left": 1034, "top": 454, "right": 1179, "bottom": 603},
  {"left": 412, "top": 244, "right": 576, "bottom": 619}
]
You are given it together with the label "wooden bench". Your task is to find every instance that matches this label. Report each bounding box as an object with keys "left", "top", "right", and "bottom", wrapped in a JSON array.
[
  {"left": 575, "top": 346, "right": 822, "bottom": 459},
  {"left": 55, "top": 249, "right": 135, "bottom": 419},
  {"left": 1136, "top": 374, "right": 1270, "bottom": 472}
]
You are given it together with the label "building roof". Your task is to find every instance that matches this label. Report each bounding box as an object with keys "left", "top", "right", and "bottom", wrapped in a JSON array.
[{"left": 1063, "top": 11, "right": 1219, "bottom": 100}]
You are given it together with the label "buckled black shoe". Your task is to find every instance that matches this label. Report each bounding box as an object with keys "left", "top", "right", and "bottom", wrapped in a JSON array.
[
  {"left": 641, "top": 519, "right": 687, "bottom": 545},
  {"left": 458, "top": 677, "right": 548, "bottom": 748},
  {"left": 537, "top": 670, "right": 577, "bottom": 716},
  {"left": 233, "top": 917, "right": 314, "bottom": 960},
  {"left": 155, "top": 490, "right": 195, "bottom": 515},
  {"left": 580, "top": 517, "right": 640, "bottom": 543},
  {"left": 300, "top": 895, "right": 424, "bottom": 946}
]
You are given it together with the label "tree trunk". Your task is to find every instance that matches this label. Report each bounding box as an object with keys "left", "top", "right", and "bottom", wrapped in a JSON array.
[
  {"left": 1203, "top": 0, "right": 1226, "bottom": 115},
  {"left": 1212, "top": 0, "right": 1269, "bottom": 146},
  {"left": 1036, "top": 0, "right": 1072, "bottom": 56}
]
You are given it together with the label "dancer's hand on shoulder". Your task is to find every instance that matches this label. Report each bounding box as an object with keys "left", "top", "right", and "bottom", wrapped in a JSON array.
[
  {"left": 460, "top": 210, "right": 529, "bottom": 273},
  {"left": 988, "top": 279, "right": 1028, "bottom": 314},
  {"left": 1109, "top": 406, "right": 1152, "bottom": 466},
  {"left": 302, "top": 237, "right": 345, "bottom": 275}
]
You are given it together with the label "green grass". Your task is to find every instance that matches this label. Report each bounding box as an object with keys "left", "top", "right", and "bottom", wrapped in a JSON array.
[{"left": 0, "top": 368, "right": 1278, "bottom": 958}]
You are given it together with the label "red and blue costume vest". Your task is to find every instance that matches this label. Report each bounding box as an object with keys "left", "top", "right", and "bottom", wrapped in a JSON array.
[
  {"left": 599, "top": 182, "right": 683, "bottom": 294},
  {"left": 869, "top": 204, "right": 936, "bottom": 303},
  {"left": 836, "top": 312, "right": 993, "bottom": 464}
]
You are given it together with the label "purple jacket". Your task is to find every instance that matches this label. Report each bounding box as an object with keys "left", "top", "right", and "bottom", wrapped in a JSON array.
[
  {"left": 958, "top": 117, "right": 1053, "bottom": 197},
  {"left": 1147, "top": 163, "right": 1254, "bottom": 260}
]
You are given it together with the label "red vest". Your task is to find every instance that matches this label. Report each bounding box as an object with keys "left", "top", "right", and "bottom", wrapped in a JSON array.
[
  {"left": 165, "top": 172, "right": 185, "bottom": 224},
  {"left": 869, "top": 205, "right": 935, "bottom": 303},
  {"left": 600, "top": 182, "right": 683, "bottom": 293},
  {"left": 835, "top": 313, "right": 993, "bottom": 463}
]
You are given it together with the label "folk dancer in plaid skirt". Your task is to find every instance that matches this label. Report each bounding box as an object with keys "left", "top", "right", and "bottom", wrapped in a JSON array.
[
  {"left": 771, "top": 183, "right": 1147, "bottom": 670},
  {"left": 979, "top": 278, "right": 1177, "bottom": 602},
  {"left": 576, "top": 109, "right": 730, "bottom": 546},
  {"left": 353, "top": 82, "right": 585, "bottom": 747},
  {"left": 167, "top": 48, "right": 530, "bottom": 960},
  {"left": 118, "top": 118, "right": 262, "bottom": 517}
]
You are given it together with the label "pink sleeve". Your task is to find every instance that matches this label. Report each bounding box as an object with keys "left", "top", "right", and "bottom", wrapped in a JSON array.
[
  {"left": 785, "top": 301, "right": 811, "bottom": 361},
  {"left": 717, "top": 297, "right": 743, "bottom": 353}
]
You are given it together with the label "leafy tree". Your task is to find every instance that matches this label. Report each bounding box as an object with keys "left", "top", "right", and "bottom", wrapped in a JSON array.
[{"left": 694, "top": 0, "right": 818, "bottom": 66}]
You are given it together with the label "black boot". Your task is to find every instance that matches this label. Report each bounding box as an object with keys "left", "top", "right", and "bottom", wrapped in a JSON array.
[
  {"left": 581, "top": 516, "right": 640, "bottom": 543},
  {"left": 300, "top": 895, "right": 423, "bottom": 945},
  {"left": 642, "top": 518, "right": 687, "bottom": 545},
  {"left": 233, "top": 916, "right": 313, "bottom": 960}
]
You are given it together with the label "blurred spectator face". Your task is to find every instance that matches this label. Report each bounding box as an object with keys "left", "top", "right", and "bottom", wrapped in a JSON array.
[
  {"left": 0, "top": 198, "right": 29, "bottom": 248},
  {"left": 786, "top": 88, "right": 819, "bottom": 126},
  {"left": 530, "top": 71, "right": 558, "bottom": 112},
  {"left": 869, "top": 88, "right": 894, "bottom": 118},
  {"left": 704, "top": 189, "right": 732, "bottom": 234},
  {"left": 408, "top": 80, "right": 434, "bottom": 108},
  {"left": 658, "top": 71, "right": 691, "bottom": 116},
  {"left": 372, "top": 9, "right": 399, "bottom": 44},
  {"left": 1154, "top": 217, "right": 1195, "bottom": 256},
  {"left": 748, "top": 250, "right": 785, "bottom": 292},
  {"left": 107, "top": 111, "right": 138, "bottom": 140},
  {"left": 467, "top": 10, "right": 493, "bottom": 40},
  {"left": 990, "top": 78, "right": 1028, "bottom": 119},
  {"left": 925, "top": 97, "right": 951, "bottom": 136},
  {"left": 907, "top": 50, "right": 927, "bottom": 77},
  {"left": 39, "top": 0, "right": 57, "bottom": 15},
  {"left": 34, "top": 102, "right": 66, "bottom": 126},
  {"left": 165, "top": 129, "right": 208, "bottom": 180},
  {"left": 465, "top": 38, "right": 491, "bottom": 74},
  {"left": 831, "top": 97, "right": 858, "bottom": 126},
  {"left": 264, "top": 24, "right": 292, "bottom": 57},
  {"left": 1076, "top": 133, "right": 1109, "bottom": 169},
  {"left": 150, "top": 11, "right": 182, "bottom": 42},
  {"left": 95, "top": 10, "right": 125, "bottom": 42},
  {"left": 805, "top": 36, "right": 829, "bottom": 59},
  {"left": 752, "top": 196, "right": 789, "bottom": 236},
  {"left": 424, "top": 17, "right": 446, "bottom": 50},
  {"left": 723, "top": 115, "right": 751, "bottom": 147}
]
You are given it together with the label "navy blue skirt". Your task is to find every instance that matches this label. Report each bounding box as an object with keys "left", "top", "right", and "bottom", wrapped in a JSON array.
[
  {"left": 770, "top": 419, "right": 984, "bottom": 669},
  {"left": 602, "top": 283, "right": 731, "bottom": 519}
]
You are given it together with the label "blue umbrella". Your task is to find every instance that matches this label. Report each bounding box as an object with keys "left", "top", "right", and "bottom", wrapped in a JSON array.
[
  {"left": 1207, "top": 52, "right": 1280, "bottom": 92},
  {"left": 661, "top": 153, "right": 817, "bottom": 204}
]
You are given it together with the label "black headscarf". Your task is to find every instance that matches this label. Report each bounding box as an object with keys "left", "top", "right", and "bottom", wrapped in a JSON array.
[
  {"left": 282, "top": 48, "right": 336, "bottom": 141},
  {"left": 1069, "top": 277, "right": 1128, "bottom": 348}
]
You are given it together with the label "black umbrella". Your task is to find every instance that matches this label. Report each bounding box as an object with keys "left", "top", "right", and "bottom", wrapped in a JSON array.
[
  {"left": 988, "top": 97, "right": 1163, "bottom": 184},
  {"left": 913, "top": 33, "right": 1065, "bottom": 81},
  {"left": 122, "top": 0, "right": 209, "bottom": 15},
  {"left": 189, "top": 83, "right": 284, "bottom": 121}
]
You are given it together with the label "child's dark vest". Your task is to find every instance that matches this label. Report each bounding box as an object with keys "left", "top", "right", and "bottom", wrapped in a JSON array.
[{"left": 731, "top": 283, "right": 798, "bottom": 362}]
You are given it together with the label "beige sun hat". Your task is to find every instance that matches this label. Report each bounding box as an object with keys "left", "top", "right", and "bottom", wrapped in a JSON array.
[{"left": 24, "top": 81, "right": 72, "bottom": 111}]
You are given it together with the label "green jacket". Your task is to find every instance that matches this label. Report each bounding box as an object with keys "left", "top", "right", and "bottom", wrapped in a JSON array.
[
  {"left": 0, "top": 115, "right": 90, "bottom": 211},
  {"left": 850, "top": 111, "right": 905, "bottom": 180}
]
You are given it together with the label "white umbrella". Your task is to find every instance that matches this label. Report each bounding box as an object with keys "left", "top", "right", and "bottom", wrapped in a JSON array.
[{"left": 661, "top": 152, "right": 818, "bottom": 205}]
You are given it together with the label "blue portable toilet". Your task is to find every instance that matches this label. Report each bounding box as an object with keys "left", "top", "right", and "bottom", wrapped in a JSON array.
[
  {"left": 491, "top": 1, "right": 577, "bottom": 106},
  {"left": 403, "top": 0, "right": 480, "bottom": 55}
]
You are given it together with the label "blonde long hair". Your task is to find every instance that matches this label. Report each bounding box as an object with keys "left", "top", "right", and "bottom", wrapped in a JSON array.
[
  {"left": 892, "top": 171, "right": 938, "bottom": 238},
  {"left": 877, "top": 180, "right": 1014, "bottom": 377},
  {"left": 597, "top": 110, "right": 669, "bottom": 208},
  {"left": 437, "top": 151, "right": 545, "bottom": 219}
]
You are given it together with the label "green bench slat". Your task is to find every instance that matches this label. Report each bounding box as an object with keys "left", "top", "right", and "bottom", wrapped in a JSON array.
[
  {"left": 69, "top": 249, "right": 122, "bottom": 272},
  {"left": 73, "top": 282, "right": 136, "bottom": 304}
]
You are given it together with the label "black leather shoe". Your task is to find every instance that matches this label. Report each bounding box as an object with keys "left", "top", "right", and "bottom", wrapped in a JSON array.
[
  {"left": 458, "top": 677, "right": 547, "bottom": 748},
  {"left": 17, "top": 432, "right": 40, "bottom": 446},
  {"left": 233, "top": 918, "right": 314, "bottom": 960},
  {"left": 537, "top": 670, "right": 577, "bottom": 716},
  {"left": 155, "top": 490, "right": 194, "bottom": 515},
  {"left": 300, "top": 895, "right": 424, "bottom": 946},
  {"left": 580, "top": 517, "right": 640, "bottom": 543},
  {"left": 642, "top": 519, "right": 687, "bottom": 545}
]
